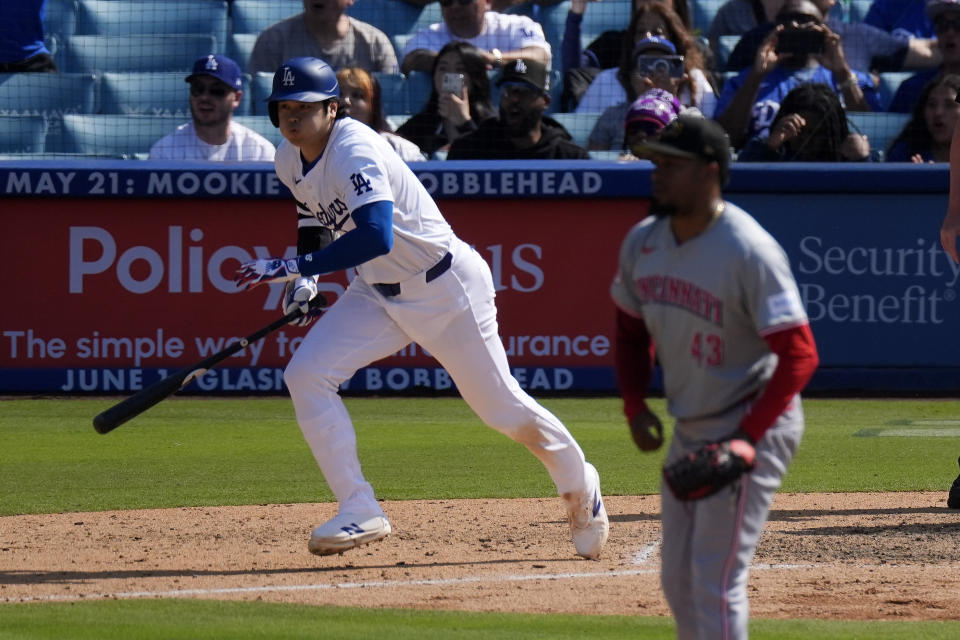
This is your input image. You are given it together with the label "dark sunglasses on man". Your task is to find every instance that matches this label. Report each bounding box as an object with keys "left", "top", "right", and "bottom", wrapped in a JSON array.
[
  {"left": 189, "top": 82, "right": 231, "bottom": 98},
  {"left": 439, "top": 0, "right": 475, "bottom": 7},
  {"left": 935, "top": 15, "right": 960, "bottom": 33}
]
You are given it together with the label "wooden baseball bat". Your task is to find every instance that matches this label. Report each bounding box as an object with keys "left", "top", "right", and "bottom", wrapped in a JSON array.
[{"left": 92, "top": 299, "right": 323, "bottom": 434}]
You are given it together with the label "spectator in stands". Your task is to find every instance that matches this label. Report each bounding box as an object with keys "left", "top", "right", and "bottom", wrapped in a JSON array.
[
  {"left": 247, "top": 0, "right": 398, "bottom": 74},
  {"left": 707, "top": 0, "right": 784, "bottom": 57},
  {"left": 587, "top": 81, "right": 685, "bottom": 151},
  {"left": 575, "top": 3, "right": 717, "bottom": 117},
  {"left": 723, "top": 0, "right": 939, "bottom": 73},
  {"left": 865, "top": 0, "right": 935, "bottom": 39},
  {"left": 616, "top": 88, "right": 682, "bottom": 159},
  {"left": 714, "top": 0, "right": 881, "bottom": 150},
  {"left": 889, "top": 0, "right": 960, "bottom": 112},
  {"left": 400, "top": 0, "right": 550, "bottom": 74},
  {"left": 336, "top": 67, "right": 426, "bottom": 162},
  {"left": 886, "top": 73, "right": 960, "bottom": 160},
  {"left": 149, "top": 55, "right": 275, "bottom": 161},
  {"left": 447, "top": 58, "right": 590, "bottom": 158},
  {"left": 0, "top": 0, "right": 56, "bottom": 72},
  {"left": 738, "top": 82, "right": 871, "bottom": 159},
  {"left": 395, "top": 42, "right": 497, "bottom": 158}
]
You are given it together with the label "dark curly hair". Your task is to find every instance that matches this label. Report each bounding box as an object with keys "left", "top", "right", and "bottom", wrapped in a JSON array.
[
  {"left": 418, "top": 41, "right": 496, "bottom": 122},
  {"left": 770, "top": 83, "right": 850, "bottom": 161}
]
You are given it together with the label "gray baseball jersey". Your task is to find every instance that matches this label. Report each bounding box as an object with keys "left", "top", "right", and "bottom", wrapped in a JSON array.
[{"left": 610, "top": 202, "right": 808, "bottom": 420}]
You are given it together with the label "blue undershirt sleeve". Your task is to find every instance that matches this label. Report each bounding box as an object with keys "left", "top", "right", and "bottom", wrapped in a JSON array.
[{"left": 296, "top": 200, "right": 394, "bottom": 276}]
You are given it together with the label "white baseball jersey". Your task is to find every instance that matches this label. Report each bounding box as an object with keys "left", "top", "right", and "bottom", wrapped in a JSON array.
[
  {"left": 610, "top": 203, "right": 808, "bottom": 420},
  {"left": 274, "top": 117, "right": 451, "bottom": 284},
  {"left": 402, "top": 11, "right": 551, "bottom": 63},
  {"left": 148, "top": 121, "right": 276, "bottom": 161}
]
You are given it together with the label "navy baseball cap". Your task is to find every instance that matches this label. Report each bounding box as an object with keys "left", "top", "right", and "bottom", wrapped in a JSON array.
[
  {"left": 632, "top": 35, "right": 677, "bottom": 56},
  {"left": 186, "top": 54, "right": 243, "bottom": 90},
  {"left": 636, "top": 114, "right": 731, "bottom": 185}
]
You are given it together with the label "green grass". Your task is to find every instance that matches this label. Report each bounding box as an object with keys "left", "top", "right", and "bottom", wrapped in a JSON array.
[
  {"left": 2, "top": 396, "right": 959, "bottom": 639},
  {"left": 0, "top": 600, "right": 957, "bottom": 640},
  {"left": 2, "top": 396, "right": 959, "bottom": 515}
]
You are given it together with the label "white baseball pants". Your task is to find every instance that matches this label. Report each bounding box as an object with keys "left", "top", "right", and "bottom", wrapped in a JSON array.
[{"left": 284, "top": 237, "right": 590, "bottom": 516}]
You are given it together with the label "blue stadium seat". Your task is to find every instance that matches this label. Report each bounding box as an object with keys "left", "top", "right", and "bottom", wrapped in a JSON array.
[
  {"left": 877, "top": 71, "right": 913, "bottom": 111},
  {"left": 74, "top": 0, "right": 229, "bottom": 48},
  {"left": 100, "top": 72, "right": 253, "bottom": 117},
  {"left": 577, "top": 0, "right": 632, "bottom": 50},
  {"left": 251, "top": 72, "right": 274, "bottom": 116},
  {"left": 347, "top": 0, "right": 441, "bottom": 40},
  {"left": 59, "top": 114, "right": 182, "bottom": 157},
  {"left": 0, "top": 116, "right": 49, "bottom": 154},
  {"left": 0, "top": 72, "right": 97, "bottom": 116},
  {"left": 691, "top": 0, "right": 727, "bottom": 36},
  {"left": 375, "top": 72, "right": 411, "bottom": 115},
  {"left": 847, "top": 0, "right": 874, "bottom": 22},
  {"left": 228, "top": 33, "right": 258, "bottom": 71},
  {"left": 846, "top": 111, "right": 911, "bottom": 157},
  {"left": 230, "top": 0, "right": 302, "bottom": 34},
  {"left": 233, "top": 115, "right": 283, "bottom": 147},
  {"left": 405, "top": 71, "right": 434, "bottom": 112},
  {"left": 715, "top": 34, "right": 740, "bottom": 71},
  {"left": 549, "top": 111, "right": 599, "bottom": 147},
  {"left": 58, "top": 34, "right": 218, "bottom": 73},
  {"left": 44, "top": 0, "right": 78, "bottom": 39},
  {"left": 525, "top": 1, "right": 570, "bottom": 63}
]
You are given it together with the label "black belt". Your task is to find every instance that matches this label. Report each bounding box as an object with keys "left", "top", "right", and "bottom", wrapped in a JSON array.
[{"left": 373, "top": 251, "right": 452, "bottom": 297}]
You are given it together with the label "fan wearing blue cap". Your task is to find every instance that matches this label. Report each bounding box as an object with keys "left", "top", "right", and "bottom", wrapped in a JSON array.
[{"left": 149, "top": 54, "right": 276, "bottom": 161}]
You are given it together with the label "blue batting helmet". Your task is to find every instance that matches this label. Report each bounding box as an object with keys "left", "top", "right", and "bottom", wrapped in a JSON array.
[{"left": 266, "top": 57, "right": 340, "bottom": 127}]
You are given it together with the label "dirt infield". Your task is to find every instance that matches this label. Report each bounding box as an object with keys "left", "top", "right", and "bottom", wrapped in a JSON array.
[{"left": 3, "top": 492, "right": 960, "bottom": 621}]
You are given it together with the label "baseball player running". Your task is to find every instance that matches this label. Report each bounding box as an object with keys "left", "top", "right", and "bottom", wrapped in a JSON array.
[
  {"left": 233, "top": 57, "right": 609, "bottom": 559},
  {"left": 610, "top": 115, "right": 819, "bottom": 639}
]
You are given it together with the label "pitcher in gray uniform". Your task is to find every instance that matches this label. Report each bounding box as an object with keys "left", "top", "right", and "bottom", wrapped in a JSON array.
[{"left": 610, "top": 115, "right": 819, "bottom": 639}]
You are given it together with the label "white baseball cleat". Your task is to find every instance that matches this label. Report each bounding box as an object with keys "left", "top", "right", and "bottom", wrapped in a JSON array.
[
  {"left": 565, "top": 462, "right": 609, "bottom": 560},
  {"left": 308, "top": 513, "right": 392, "bottom": 556}
]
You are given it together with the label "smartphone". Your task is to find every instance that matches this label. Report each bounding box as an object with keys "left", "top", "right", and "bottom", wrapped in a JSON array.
[
  {"left": 634, "top": 55, "right": 685, "bottom": 79},
  {"left": 775, "top": 28, "right": 826, "bottom": 56},
  {"left": 441, "top": 72, "right": 464, "bottom": 94}
]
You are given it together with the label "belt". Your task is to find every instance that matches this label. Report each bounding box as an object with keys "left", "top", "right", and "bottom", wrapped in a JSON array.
[{"left": 373, "top": 251, "right": 452, "bottom": 297}]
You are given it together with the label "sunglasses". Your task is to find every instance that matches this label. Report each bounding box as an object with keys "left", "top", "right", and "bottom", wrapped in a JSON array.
[
  {"left": 776, "top": 12, "right": 819, "bottom": 26},
  {"left": 189, "top": 83, "right": 230, "bottom": 98},
  {"left": 439, "top": 0, "right": 474, "bottom": 7}
]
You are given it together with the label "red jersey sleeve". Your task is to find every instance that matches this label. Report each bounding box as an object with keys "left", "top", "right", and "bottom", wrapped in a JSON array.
[
  {"left": 739, "top": 323, "right": 819, "bottom": 442},
  {"left": 614, "top": 308, "right": 656, "bottom": 420}
]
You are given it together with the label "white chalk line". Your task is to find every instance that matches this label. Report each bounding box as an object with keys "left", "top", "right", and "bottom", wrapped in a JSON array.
[{"left": 12, "top": 556, "right": 818, "bottom": 604}]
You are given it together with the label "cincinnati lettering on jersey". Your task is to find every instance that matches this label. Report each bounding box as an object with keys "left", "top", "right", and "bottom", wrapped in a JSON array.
[{"left": 634, "top": 275, "right": 724, "bottom": 326}]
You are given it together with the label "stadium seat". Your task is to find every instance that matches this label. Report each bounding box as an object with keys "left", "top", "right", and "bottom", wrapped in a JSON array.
[
  {"left": 691, "top": 0, "right": 727, "bottom": 37},
  {"left": 251, "top": 72, "right": 274, "bottom": 116},
  {"left": 386, "top": 114, "right": 412, "bottom": 131},
  {"left": 0, "top": 72, "right": 97, "bottom": 117},
  {"left": 526, "top": 1, "right": 570, "bottom": 63},
  {"left": 375, "top": 72, "right": 411, "bottom": 115},
  {"left": 58, "top": 34, "right": 218, "bottom": 73},
  {"left": 847, "top": 0, "right": 874, "bottom": 22},
  {"left": 100, "top": 72, "right": 253, "bottom": 117},
  {"left": 405, "top": 71, "right": 434, "bottom": 112},
  {"left": 230, "top": 0, "right": 302, "bottom": 34},
  {"left": 228, "top": 33, "right": 258, "bottom": 72},
  {"left": 0, "top": 116, "right": 49, "bottom": 154},
  {"left": 877, "top": 71, "right": 914, "bottom": 111},
  {"left": 549, "top": 111, "right": 599, "bottom": 147},
  {"left": 715, "top": 34, "right": 741, "bottom": 71},
  {"left": 576, "top": 0, "right": 632, "bottom": 50},
  {"left": 846, "top": 111, "right": 911, "bottom": 157},
  {"left": 59, "top": 114, "right": 181, "bottom": 157},
  {"left": 74, "top": 0, "right": 229, "bottom": 48},
  {"left": 347, "top": 0, "right": 441, "bottom": 41},
  {"left": 233, "top": 115, "right": 284, "bottom": 148},
  {"left": 44, "top": 0, "right": 78, "bottom": 39}
]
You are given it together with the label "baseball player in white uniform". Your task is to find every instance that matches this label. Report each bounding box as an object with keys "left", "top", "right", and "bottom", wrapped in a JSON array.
[
  {"left": 234, "top": 57, "right": 608, "bottom": 559},
  {"left": 610, "top": 115, "right": 819, "bottom": 639}
]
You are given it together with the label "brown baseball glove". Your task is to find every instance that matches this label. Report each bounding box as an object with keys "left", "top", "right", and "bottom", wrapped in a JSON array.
[{"left": 663, "top": 436, "right": 756, "bottom": 501}]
